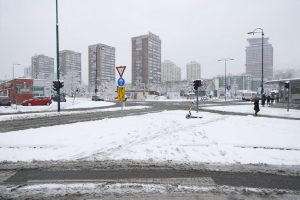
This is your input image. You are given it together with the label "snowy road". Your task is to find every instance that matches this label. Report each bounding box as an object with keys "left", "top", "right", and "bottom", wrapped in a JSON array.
[
  {"left": 1, "top": 166, "right": 300, "bottom": 199},
  {"left": 1, "top": 101, "right": 300, "bottom": 199}
]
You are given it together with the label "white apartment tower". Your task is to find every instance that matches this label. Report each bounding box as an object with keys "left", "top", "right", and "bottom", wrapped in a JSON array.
[
  {"left": 161, "top": 60, "right": 181, "bottom": 82},
  {"left": 88, "top": 43, "right": 115, "bottom": 90},
  {"left": 186, "top": 61, "right": 201, "bottom": 81},
  {"left": 59, "top": 50, "right": 81, "bottom": 94},
  {"left": 31, "top": 54, "right": 54, "bottom": 81},
  {"left": 132, "top": 32, "right": 161, "bottom": 89}
]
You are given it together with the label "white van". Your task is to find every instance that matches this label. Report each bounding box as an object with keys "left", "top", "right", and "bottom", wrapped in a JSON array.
[{"left": 242, "top": 91, "right": 257, "bottom": 101}]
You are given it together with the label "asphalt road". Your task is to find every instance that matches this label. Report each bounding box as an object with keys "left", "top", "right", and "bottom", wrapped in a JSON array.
[
  {"left": 4, "top": 168, "right": 300, "bottom": 191},
  {"left": 1, "top": 100, "right": 298, "bottom": 133},
  {"left": 0, "top": 101, "right": 194, "bottom": 133}
]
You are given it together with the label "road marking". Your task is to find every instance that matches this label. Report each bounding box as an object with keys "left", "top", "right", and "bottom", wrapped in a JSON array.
[
  {"left": 28, "top": 177, "right": 216, "bottom": 186},
  {"left": 0, "top": 171, "right": 16, "bottom": 182}
]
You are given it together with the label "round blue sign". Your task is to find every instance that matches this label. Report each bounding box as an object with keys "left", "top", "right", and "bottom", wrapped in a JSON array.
[{"left": 118, "top": 77, "right": 125, "bottom": 86}]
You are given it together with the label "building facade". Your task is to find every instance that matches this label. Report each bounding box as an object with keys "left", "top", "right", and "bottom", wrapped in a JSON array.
[
  {"left": 88, "top": 43, "right": 115, "bottom": 92},
  {"left": 245, "top": 38, "right": 273, "bottom": 80},
  {"left": 186, "top": 61, "right": 201, "bottom": 81},
  {"left": 132, "top": 32, "right": 161, "bottom": 89},
  {"left": 31, "top": 54, "right": 54, "bottom": 81},
  {"left": 161, "top": 60, "right": 181, "bottom": 82},
  {"left": 59, "top": 50, "right": 82, "bottom": 95},
  {"left": 0, "top": 78, "right": 33, "bottom": 104}
]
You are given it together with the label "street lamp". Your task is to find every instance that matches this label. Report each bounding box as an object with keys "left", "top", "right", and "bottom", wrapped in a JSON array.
[
  {"left": 56, "top": 0, "right": 61, "bottom": 112},
  {"left": 12, "top": 63, "right": 21, "bottom": 79},
  {"left": 12, "top": 63, "right": 21, "bottom": 108},
  {"left": 247, "top": 28, "right": 264, "bottom": 95},
  {"left": 218, "top": 58, "right": 234, "bottom": 101}
]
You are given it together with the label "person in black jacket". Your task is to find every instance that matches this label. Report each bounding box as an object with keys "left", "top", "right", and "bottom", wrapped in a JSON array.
[
  {"left": 261, "top": 94, "right": 266, "bottom": 107},
  {"left": 253, "top": 96, "right": 260, "bottom": 116},
  {"left": 267, "top": 95, "right": 271, "bottom": 106}
]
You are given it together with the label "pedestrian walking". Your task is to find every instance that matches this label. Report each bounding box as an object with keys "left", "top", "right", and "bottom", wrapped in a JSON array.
[
  {"left": 271, "top": 94, "right": 275, "bottom": 104},
  {"left": 261, "top": 94, "right": 266, "bottom": 107},
  {"left": 267, "top": 95, "right": 271, "bottom": 106},
  {"left": 253, "top": 96, "right": 260, "bottom": 116}
]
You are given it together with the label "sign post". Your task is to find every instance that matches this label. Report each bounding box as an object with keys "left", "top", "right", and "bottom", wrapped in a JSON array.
[{"left": 116, "top": 66, "right": 126, "bottom": 110}]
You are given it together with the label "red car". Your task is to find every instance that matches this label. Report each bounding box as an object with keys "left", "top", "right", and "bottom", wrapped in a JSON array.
[{"left": 21, "top": 96, "right": 52, "bottom": 106}]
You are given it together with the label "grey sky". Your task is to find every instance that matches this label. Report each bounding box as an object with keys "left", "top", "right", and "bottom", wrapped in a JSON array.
[{"left": 0, "top": 0, "right": 299, "bottom": 84}]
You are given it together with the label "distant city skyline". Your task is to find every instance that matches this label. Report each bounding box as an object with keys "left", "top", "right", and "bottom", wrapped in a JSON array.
[{"left": 1, "top": 0, "right": 300, "bottom": 84}]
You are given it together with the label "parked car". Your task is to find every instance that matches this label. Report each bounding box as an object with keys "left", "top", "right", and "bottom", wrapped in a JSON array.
[
  {"left": 0, "top": 96, "right": 11, "bottom": 106},
  {"left": 92, "top": 95, "right": 104, "bottom": 101},
  {"left": 21, "top": 96, "right": 52, "bottom": 106},
  {"left": 52, "top": 95, "right": 66, "bottom": 102}
]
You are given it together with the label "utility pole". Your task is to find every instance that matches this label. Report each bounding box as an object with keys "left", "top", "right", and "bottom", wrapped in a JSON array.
[
  {"left": 196, "top": 87, "right": 199, "bottom": 112},
  {"left": 56, "top": 0, "right": 61, "bottom": 112},
  {"left": 218, "top": 58, "right": 234, "bottom": 101},
  {"left": 95, "top": 47, "right": 98, "bottom": 97}
]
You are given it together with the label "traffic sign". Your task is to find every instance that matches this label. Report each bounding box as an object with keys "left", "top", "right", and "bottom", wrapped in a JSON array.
[
  {"left": 118, "top": 86, "right": 125, "bottom": 101},
  {"left": 118, "top": 77, "right": 125, "bottom": 86},
  {"left": 116, "top": 66, "right": 126, "bottom": 77}
]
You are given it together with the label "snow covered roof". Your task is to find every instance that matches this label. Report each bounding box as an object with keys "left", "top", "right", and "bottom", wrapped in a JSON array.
[{"left": 265, "top": 78, "right": 300, "bottom": 84}]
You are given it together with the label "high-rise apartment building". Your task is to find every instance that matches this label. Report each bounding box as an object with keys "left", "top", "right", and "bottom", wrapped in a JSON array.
[
  {"left": 245, "top": 38, "right": 273, "bottom": 80},
  {"left": 59, "top": 50, "right": 81, "bottom": 94},
  {"left": 161, "top": 60, "right": 181, "bottom": 82},
  {"left": 186, "top": 61, "right": 201, "bottom": 81},
  {"left": 132, "top": 32, "right": 161, "bottom": 89},
  {"left": 88, "top": 43, "right": 115, "bottom": 90},
  {"left": 31, "top": 54, "right": 54, "bottom": 81}
]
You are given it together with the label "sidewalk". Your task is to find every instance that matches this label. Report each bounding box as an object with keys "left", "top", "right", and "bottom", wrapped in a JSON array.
[{"left": 201, "top": 103, "right": 300, "bottom": 120}]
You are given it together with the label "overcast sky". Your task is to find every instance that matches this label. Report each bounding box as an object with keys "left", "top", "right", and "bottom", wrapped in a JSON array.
[{"left": 0, "top": 0, "right": 299, "bottom": 84}]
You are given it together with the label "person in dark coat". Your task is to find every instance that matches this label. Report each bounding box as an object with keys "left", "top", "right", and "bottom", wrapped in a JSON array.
[
  {"left": 253, "top": 96, "right": 260, "bottom": 116},
  {"left": 271, "top": 94, "right": 275, "bottom": 104},
  {"left": 261, "top": 94, "right": 266, "bottom": 107},
  {"left": 267, "top": 95, "right": 271, "bottom": 106}
]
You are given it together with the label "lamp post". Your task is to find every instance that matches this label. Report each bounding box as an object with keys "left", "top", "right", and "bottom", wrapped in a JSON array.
[
  {"left": 12, "top": 63, "right": 21, "bottom": 108},
  {"left": 12, "top": 63, "right": 21, "bottom": 79},
  {"left": 247, "top": 28, "right": 264, "bottom": 95},
  {"left": 95, "top": 46, "right": 98, "bottom": 97},
  {"left": 218, "top": 58, "right": 234, "bottom": 101},
  {"left": 56, "top": 0, "right": 61, "bottom": 112}
]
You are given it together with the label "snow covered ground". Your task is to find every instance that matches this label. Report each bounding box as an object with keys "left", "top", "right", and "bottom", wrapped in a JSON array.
[
  {"left": 202, "top": 103, "right": 300, "bottom": 118},
  {"left": 0, "top": 106, "right": 149, "bottom": 122},
  {"left": 0, "top": 97, "right": 115, "bottom": 114},
  {"left": 0, "top": 110, "right": 299, "bottom": 165}
]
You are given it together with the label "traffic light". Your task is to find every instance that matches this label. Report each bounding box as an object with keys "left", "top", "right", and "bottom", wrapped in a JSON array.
[
  {"left": 284, "top": 81, "right": 290, "bottom": 89},
  {"left": 53, "top": 80, "right": 64, "bottom": 92},
  {"left": 193, "top": 80, "right": 202, "bottom": 90},
  {"left": 193, "top": 81, "right": 198, "bottom": 90},
  {"left": 59, "top": 81, "right": 64, "bottom": 89},
  {"left": 52, "top": 81, "right": 60, "bottom": 92}
]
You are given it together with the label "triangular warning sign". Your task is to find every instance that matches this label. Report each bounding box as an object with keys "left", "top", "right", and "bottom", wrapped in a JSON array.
[{"left": 116, "top": 66, "right": 126, "bottom": 77}]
